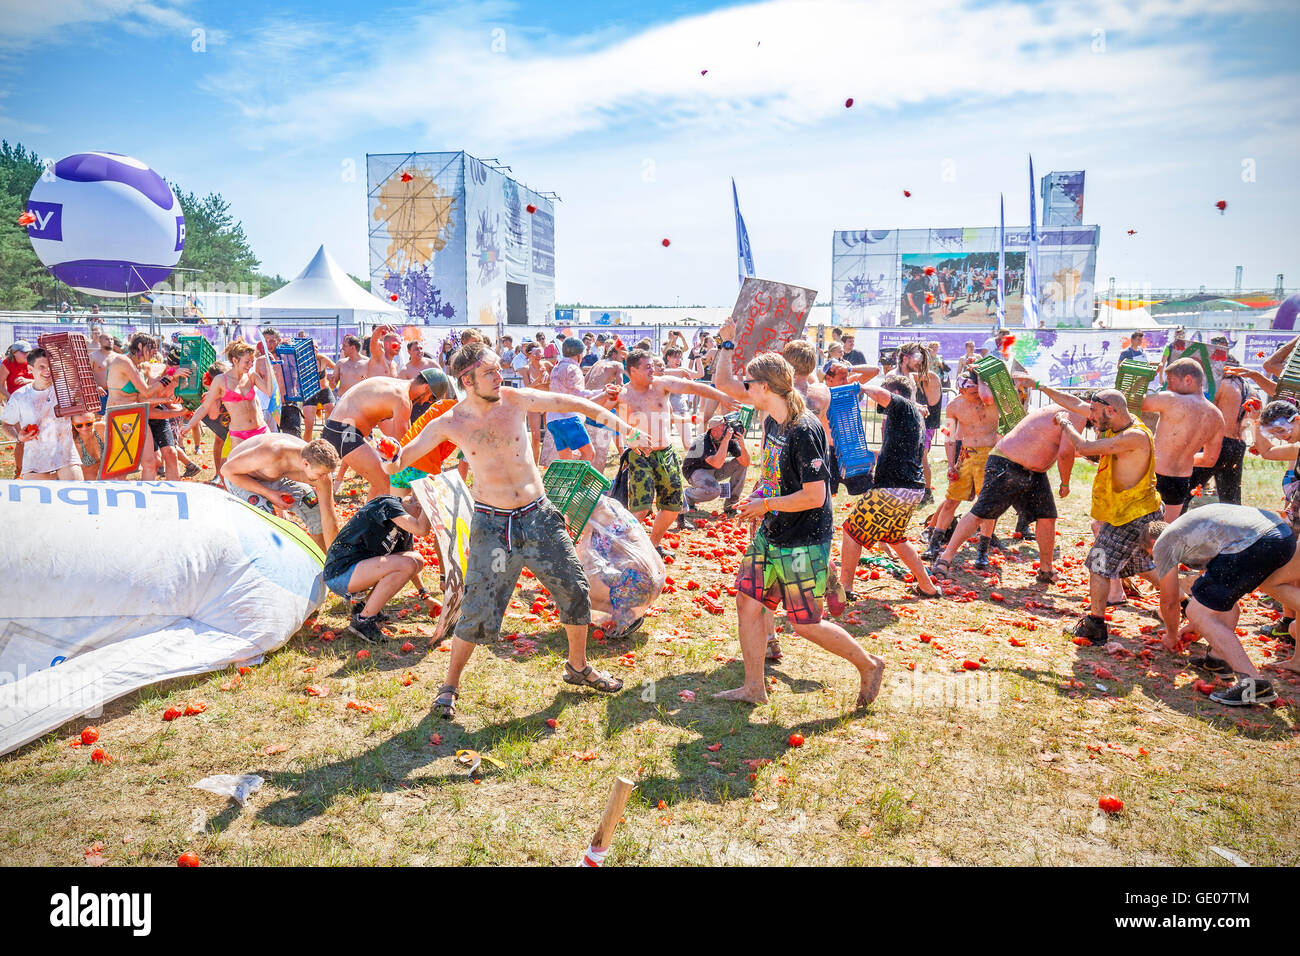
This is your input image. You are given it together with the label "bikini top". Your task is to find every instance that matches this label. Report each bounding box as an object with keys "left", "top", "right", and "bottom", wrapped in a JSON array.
[{"left": 222, "top": 375, "right": 255, "bottom": 403}]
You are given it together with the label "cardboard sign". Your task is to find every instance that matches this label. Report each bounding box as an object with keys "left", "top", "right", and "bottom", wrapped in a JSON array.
[
  {"left": 99, "top": 403, "right": 149, "bottom": 479},
  {"left": 729, "top": 277, "right": 817, "bottom": 374},
  {"left": 410, "top": 471, "right": 473, "bottom": 645}
]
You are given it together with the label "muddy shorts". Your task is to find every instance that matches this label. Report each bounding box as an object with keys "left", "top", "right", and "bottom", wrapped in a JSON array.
[
  {"left": 321, "top": 419, "right": 367, "bottom": 459},
  {"left": 736, "top": 527, "right": 831, "bottom": 625},
  {"left": 455, "top": 497, "right": 591, "bottom": 644},
  {"left": 229, "top": 477, "right": 323, "bottom": 534},
  {"left": 945, "top": 445, "right": 991, "bottom": 502},
  {"left": 1192, "top": 525, "right": 1296, "bottom": 612},
  {"left": 626, "top": 445, "right": 685, "bottom": 512},
  {"left": 970, "top": 453, "right": 1057, "bottom": 522},
  {"left": 1085, "top": 509, "right": 1162, "bottom": 579},
  {"left": 1155, "top": 473, "right": 1193, "bottom": 507},
  {"left": 843, "top": 487, "right": 925, "bottom": 545}
]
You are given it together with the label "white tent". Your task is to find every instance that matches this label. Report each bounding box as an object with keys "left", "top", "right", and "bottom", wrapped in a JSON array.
[
  {"left": 242, "top": 245, "right": 405, "bottom": 325},
  {"left": 1092, "top": 303, "right": 1160, "bottom": 329}
]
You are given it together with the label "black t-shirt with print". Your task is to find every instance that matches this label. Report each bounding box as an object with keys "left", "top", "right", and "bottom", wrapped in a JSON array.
[
  {"left": 323, "top": 495, "right": 413, "bottom": 579},
  {"left": 872, "top": 397, "right": 926, "bottom": 490},
  {"left": 761, "top": 412, "right": 833, "bottom": 547}
]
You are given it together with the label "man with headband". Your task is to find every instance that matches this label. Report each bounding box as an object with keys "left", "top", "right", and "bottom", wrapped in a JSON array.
[{"left": 385, "top": 343, "right": 652, "bottom": 719}]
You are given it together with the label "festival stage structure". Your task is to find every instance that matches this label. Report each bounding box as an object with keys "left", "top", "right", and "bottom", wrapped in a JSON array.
[
  {"left": 831, "top": 225, "right": 1100, "bottom": 330},
  {"left": 367, "top": 152, "right": 556, "bottom": 327}
]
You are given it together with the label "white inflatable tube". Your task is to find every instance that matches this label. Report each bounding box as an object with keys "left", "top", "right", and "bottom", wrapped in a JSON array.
[{"left": 0, "top": 481, "right": 325, "bottom": 755}]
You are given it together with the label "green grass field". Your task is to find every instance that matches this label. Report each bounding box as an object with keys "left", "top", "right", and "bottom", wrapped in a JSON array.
[{"left": 2, "top": 449, "right": 1297, "bottom": 867}]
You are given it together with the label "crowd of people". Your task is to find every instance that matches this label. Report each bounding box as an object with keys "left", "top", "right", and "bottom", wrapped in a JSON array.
[{"left": 3, "top": 319, "right": 1297, "bottom": 718}]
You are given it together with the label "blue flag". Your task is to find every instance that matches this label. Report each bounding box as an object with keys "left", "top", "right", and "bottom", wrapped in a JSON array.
[
  {"left": 732, "top": 177, "right": 755, "bottom": 289},
  {"left": 1025, "top": 155, "right": 1041, "bottom": 328},
  {"left": 997, "top": 194, "right": 1006, "bottom": 329}
]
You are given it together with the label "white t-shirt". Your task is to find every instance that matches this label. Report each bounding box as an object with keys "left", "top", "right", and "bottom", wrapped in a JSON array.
[{"left": 1, "top": 382, "right": 76, "bottom": 474}]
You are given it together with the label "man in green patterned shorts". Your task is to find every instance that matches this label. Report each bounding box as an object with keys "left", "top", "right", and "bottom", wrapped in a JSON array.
[{"left": 619, "top": 348, "right": 739, "bottom": 553}]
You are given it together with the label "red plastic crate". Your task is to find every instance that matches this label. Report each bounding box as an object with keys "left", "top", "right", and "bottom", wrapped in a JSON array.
[{"left": 37, "top": 331, "right": 100, "bottom": 418}]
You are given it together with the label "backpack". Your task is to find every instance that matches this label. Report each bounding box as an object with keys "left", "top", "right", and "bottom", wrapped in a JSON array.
[{"left": 608, "top": 450, "right": 632, "bottom": 508}]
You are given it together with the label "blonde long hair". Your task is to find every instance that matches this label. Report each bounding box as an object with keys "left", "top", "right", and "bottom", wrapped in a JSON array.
[{"left": 746, "top": 352, "right": 806, "bottom": 424}]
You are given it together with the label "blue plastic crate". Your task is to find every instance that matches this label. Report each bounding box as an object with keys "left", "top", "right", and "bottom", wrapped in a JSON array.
[
  {"left": 828, "top": 383, "right": 875, "bottom": 477},
  {"left": 275, "top": 339, "right": 322, "bottom": 403}
]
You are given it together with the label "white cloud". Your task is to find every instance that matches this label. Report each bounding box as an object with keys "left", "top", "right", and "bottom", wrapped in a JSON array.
[
  {"left": 180, "top": 0, "right": 1298, "bottom": 303},
  {"left": 202, "top": 0, "right": 1289, "bottom": 153},
  {"left": 0, "top": 0, "right": 213, "bottom": 50}
]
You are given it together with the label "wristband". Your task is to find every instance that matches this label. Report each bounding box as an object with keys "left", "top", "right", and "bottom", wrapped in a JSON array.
[
  {"left": 160, "top": 375, "right": 172, "bottom": 387},
  {"left": 720, "top": 340, "right": 735, "bottom": 351}
]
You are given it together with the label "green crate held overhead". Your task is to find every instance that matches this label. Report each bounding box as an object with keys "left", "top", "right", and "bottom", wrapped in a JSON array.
[
  {"left": 543, "top": 460, "right": 611, "bottom": 538},
  {"left": 176, "top": 335, "right": 216, "bottom": 410},
  {"left": 1115, "top": 359, "right": 1159, "bottom": 417},
  {"left": 1273, "top": 344, "right": 1300, "bottom": 406},
  {"left": 972, "top": 355, "right": 1026, "bottom": 434},
  {"left": 1168, "top": 342, "right": 1217, "bottom": 401}
]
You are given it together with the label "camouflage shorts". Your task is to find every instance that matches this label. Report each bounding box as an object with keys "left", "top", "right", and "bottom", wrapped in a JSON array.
[
  {"left": 455, "top": 498, "right": 591, "bottom": 645},
  {"left": 627, "top": 446, "right": 685, "bottom": 513}
]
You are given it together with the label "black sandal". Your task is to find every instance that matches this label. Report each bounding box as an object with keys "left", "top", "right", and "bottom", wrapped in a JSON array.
[
  {"left": 433, "top": 684, "right": 458, "bottom": 719},
  {"left": 928, "top": 558, "right": 953, "bottom": 580},
  {"left": 907, "top": 584, "right": 943, "bottom": 600},
  {"left": 609, "top": 616, "right": 645, "bottom": 640},
  {"left": 563, "top": 662, "right": 624, "bottom": 693}
]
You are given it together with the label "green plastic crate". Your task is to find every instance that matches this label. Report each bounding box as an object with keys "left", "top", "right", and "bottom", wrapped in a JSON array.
[
  {"left": 1115, "top": 359, "right": 1159, "bottom": 417},
  {"left": 176, "top": 334, "right": 216, "bottom": 410},
  {"left": 543, "top": 459, "right": 612, "bottom": 538},
  {"left": 1273, "top": 343, "right": 1300, "bottom": 406},
  {"left": 1169, "top": 342, "right": 1216, "bottom": 401},
  {"left": 972, "top": 355, "right": 1026, "bottom": 434},
  {"left": 735, "top": 404, "right": 760, "bottom": 436}
]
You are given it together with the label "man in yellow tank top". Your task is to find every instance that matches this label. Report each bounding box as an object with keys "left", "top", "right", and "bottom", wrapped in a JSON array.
[{"left": 1055, "top": 388, "right": 1163, "bottom": 644}]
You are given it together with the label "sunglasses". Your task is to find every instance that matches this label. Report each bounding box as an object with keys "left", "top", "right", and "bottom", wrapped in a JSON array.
[
  {"left": 73, "top": 422, "right": 95, "bottom": 430},
  {"left": 743, "top": 380, "right": 761, "bottom": 391}
]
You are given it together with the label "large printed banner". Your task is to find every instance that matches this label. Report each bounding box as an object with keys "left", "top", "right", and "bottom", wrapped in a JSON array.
[
  {"left": 369, "top": 152, "right": 467, "bottom": 324},
  {"left": 1042, "top": 171, "right": 1086, "bottom": 226},
  {"left": 832, "top": 226, "right": 1099, "bottom": 329},
  {"left": 868, "top": 327, "right": 1265, "bottom": 390},
  {"left": 729, "top": 277, "right": 816, "bottom": 373}
]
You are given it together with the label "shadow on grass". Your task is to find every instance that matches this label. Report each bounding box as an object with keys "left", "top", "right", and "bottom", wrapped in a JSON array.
[
  {"left": 251, "top": 657, "right": 867, "bottom": 827},
  {"left": 1002, "top": 633, "right": 1299, "bottom": 741},
  {"left": 601, "top": 666, "right": 852, "bottom": 806}
]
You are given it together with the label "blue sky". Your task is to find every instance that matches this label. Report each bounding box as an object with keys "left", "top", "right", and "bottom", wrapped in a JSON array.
[{"left": 3, "top": 0, "right": 1298, "bottom": 306}]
